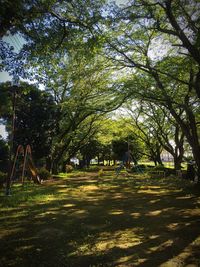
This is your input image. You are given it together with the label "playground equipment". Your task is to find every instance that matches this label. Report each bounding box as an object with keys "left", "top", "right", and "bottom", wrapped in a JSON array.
[
  {"left": 115, "top": 163, "right": 144, "bottom": 177},
  {"left": 10, "top": 145, "right": 41, "bottom": 185}
]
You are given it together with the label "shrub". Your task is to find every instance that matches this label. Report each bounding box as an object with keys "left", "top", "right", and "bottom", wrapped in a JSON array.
[
  {"left": 37, "top": 168, "right": 51, "bottom": 180},
  {"left": 65, "top": 164, "right": 73, "bottom": 173}
]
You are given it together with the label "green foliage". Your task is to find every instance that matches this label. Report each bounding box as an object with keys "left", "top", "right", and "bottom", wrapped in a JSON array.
[
  {"left": 37, "top": 168, "right": 51, "bottom": 180},
  {"left": 1, "top": 82, "right": 58, "bottom": 163},
  {"left": 80, "top": 140, "right": 101, "bottom": 162},
  {"left": 0, "top": 171, "right": 7, "bottom": 186},
  {"left": 0, "top": 138, "right": 9, "bottom": 172},
  {"left": 0, "top": 82, "right": 12, "bottom": 118},
  {"left": 112, "top": 139, "right": 128, "bottom": 160},
  {"left": 1, "top": 0, "right": 199, "bottom": 177}
]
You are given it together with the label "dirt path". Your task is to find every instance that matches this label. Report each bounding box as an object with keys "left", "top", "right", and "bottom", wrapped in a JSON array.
[{"left": 0, "top": 171, "right": 200, "bottom": 267}]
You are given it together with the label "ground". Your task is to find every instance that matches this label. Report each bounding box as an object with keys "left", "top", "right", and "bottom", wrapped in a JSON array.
[{"left": 0, "top": 169, "right": 200, "bottom": 267}]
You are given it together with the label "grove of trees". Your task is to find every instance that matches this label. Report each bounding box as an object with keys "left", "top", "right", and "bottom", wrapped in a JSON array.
[{"left": 0, "top": 0, "right": 199, "bottom": 178}]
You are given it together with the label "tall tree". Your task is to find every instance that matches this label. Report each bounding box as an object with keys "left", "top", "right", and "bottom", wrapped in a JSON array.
[
  {"left": 0, "top": 81, "right": 58, "bottom": 166},
  {"left": 126, "top": 102, "right": 185, "bottom": 169},
  {"left": 124, "top": 105, "right": 163, "bottom": 166},
  {"left": 99, "top": 1, "right": 200, "bottom": 178},
  {"left": 43, "top": 53, "right": 129, "bottom": 173},
  {"left": 0, "top": 138, "right": 9, "bottom": 172}
]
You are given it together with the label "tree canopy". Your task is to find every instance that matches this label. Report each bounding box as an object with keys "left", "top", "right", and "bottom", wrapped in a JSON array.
[{"left": 0, "top": 0, "right": 200, "bottom": 177}]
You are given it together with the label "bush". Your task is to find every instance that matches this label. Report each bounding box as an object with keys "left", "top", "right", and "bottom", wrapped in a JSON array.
[
  {"left": 0, "top": 171, "right": 7, "bottom": 187},
  {"left": 37, "top": 168, "right": 51, "bottom": 180},
  {"left": 65, "top": 164, "right": 73, "bottom": 173}
]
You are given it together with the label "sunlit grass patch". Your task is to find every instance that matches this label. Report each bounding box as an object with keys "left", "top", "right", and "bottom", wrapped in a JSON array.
[
  {"left": 147, "top": 210, "right": 162, "bottom": 216},
  {"left": 109, "top": 210, "right": 124, "bottom": 215},
  {"left": 0, "top": 170, "right": 200, "bottom": 267},
  {"left": 75, "top": 228, "right": 144, "bottom": 256},
  {"left": 79, "top": 185, "right": 99, "bottom": 191}
]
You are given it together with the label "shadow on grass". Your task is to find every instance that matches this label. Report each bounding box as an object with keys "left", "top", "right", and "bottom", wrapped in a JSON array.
[{"left": 0, "top": 172, "right": 200, "bottom": 267}]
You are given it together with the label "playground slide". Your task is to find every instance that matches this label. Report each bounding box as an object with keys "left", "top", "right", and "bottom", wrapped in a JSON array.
[{"left": 27, "top": 159, "right": 41, "bottom": 184}]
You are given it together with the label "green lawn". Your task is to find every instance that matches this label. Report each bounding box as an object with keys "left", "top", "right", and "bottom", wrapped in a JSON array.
[{"left": 0, "top": 170, "right": 200, "bottom": 267}]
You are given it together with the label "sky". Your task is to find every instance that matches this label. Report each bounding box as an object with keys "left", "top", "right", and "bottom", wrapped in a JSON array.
[
  {"left": 0, "top": 71, "right": 12, "bottom": 83},
  {"left": 116, "top": 0, "right": 129, "bottom": 5},
  {"left": 0, "top": 35, "right": 19, "bottom": 83},
  {"left": 0, "top": 34, "right": 24, "bottom": 139}
]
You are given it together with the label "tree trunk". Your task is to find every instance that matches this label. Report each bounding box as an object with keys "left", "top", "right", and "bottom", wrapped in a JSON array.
[
  {"left": 51, "top": 160, "right": 59, "bottom": 175},
  {"left": 167, "top": 105, "right": 200, "bottom": 181},
  {"left": 45, "top": 156, "right": 52, "bottom": 172},
  {"left": 174, "top": 156, "right": 182, "bottom": 170},
  {"left": 153, "top": 160, "right": 157, "bottom": 166},
  {"left": 156, "top": 155, "right": 163, "bottom": 165},
  {"left": 191, "top": 144, "right": 200, "bottom": 180}
]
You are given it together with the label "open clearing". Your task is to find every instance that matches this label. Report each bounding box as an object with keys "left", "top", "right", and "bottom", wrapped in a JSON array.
[{"left": 0, "top": 170, "right": 200, "bottom": 267}]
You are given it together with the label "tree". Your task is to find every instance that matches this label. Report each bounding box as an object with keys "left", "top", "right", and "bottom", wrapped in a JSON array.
[
  {"left": 0, "top": 0, "right": 105, "bottom": 39},
  {"left": 59, "top": 114, "right": 106, "bottom": 171},
  {"left": 1, "top": 0, "right": 132, "bottom": 174},
  {"left": 123, "top": 105, "right": 163, "bottom": 166},
  {"left": 0, "top": 138, "right": 9, "bottom": 172},
  {"left": 141, "top": 0, "right": 200, "bottom": 99},
  {"left": 99, "top": 1, "right": 200, "bottom": 178},
  {"left": 106, "top": 118, "right": 143, "bottom": 164},
  {"left": 79, "top": 139, "right": 102, "bottom": 168},
  {"left": 0, "top": 81, "right": 58, "bottom": 167},
  {"left": 1, "top": 0, "right": 107, "bottom": 84},
  {"left": 38, "top": 51, "right": 129, "bottom": 173},
  {"left": 126, "top": 101, "right": 185, "bottom": 169}
]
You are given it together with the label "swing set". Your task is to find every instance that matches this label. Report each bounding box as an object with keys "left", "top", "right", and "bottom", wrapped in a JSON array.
[{"left": 10, "top": 144, "right": 41, "bottom": 186}]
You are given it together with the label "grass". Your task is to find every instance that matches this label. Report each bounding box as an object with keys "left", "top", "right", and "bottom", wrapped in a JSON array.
[
  {"left": 139, "top": 161, "right": 188, "bottom": 170},
  {"left": 0, "top": 170, "right": 200, "bottom": 267}
]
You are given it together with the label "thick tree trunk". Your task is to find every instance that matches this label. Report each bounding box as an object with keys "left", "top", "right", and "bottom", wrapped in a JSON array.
[
  {"left": 51, "top": 160, "right": 59, "bottom": 175},
  {"left": 45, "top": 156, "right": 52, "bottom": 172},
  {"left": 174, "top": 156, "right": 182, "bottom": 170},
  {"left": 191, "top": 144, "right": 200, "bottom": 180},
  {"left": 167, "top": 105, "right": 200, "bottom": 181},
  {"left": 173, "top": 145, "right": 184, "bottom": 170},
  {"left": 156, "top": 155, "right": 163, "bottom": 165},
  {"left": 152, "top": 146, "right": 163, "bottom": 166}
]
